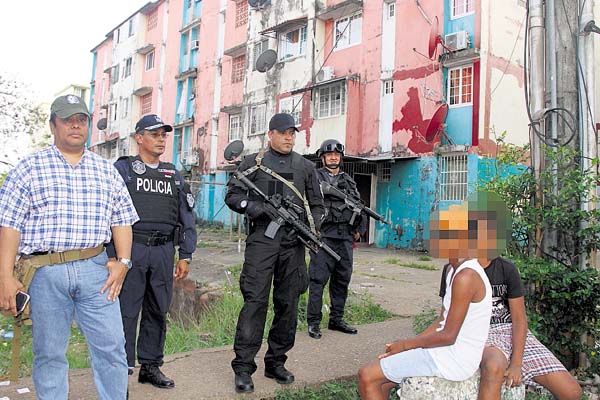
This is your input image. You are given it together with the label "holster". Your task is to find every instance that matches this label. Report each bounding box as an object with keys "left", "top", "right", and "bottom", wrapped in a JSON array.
[{"left": 4, "top": 258, "right": 42, "bottom": 382}]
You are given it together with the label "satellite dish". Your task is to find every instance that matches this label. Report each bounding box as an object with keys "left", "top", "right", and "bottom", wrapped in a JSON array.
[
  {"left": 96, "top": 117, "right": 107, "bottom": 130},
  {"left": 255, "top": 49, "right": 277, "bottom": 73},
  {"left": 224, "top": 140, "right": 244, "bottom": 161},
  {"left": 424, "top": 103, "right": 452, "bottom": 143},
  {"left": 428, "top": 16, "right": 442, "bottom": 59},
  {"left": 248, "top": 0, "right": 270, "bottom": 8}
]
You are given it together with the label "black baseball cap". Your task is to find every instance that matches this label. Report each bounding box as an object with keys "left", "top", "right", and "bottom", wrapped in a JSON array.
[
  {"left": 269, "top": 113, "right": 298, "bottom": 133},
  {"left": 135, "top": 114, "right": 173, "bottom": 133}
]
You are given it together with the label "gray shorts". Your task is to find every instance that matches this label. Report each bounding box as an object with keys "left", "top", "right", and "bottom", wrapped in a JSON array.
[{"left": 379, "top": 348, "right": 441, "bottom": 383}]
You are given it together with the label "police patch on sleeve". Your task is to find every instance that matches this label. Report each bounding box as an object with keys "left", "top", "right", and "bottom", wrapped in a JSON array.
[
  {"left": 132, "top": 160, "right": 146, "bottom": 175},
  {"left": 187, "top": 193, "right": 195, "bottom": 208}
]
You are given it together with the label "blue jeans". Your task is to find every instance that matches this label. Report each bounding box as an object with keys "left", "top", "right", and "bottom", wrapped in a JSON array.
[{"left": 28, "top": 251, "right": 128, "bottom": 400}]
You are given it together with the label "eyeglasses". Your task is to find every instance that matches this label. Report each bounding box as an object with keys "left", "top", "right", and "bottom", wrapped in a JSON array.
[
  {"left": 323, "top": 143, "right": 344, "bottom": 153},
  {"left": 142, "top": 131, "right": 169, "bottom": 139}
]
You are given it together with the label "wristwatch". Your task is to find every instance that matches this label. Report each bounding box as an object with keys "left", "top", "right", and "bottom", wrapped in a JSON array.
[
  {"left": 118, "top": 258, "right": 133, "bottom": 270},
  {"left": 181, "top": 258, "right": 192, "bottom": 263}
]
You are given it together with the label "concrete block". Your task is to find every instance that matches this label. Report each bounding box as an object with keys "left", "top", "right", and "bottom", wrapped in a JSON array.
[{"left": 397, "top": 371, "right": 525, "bottom": 400}]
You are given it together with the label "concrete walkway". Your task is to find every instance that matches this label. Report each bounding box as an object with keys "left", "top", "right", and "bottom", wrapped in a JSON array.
[{"left": 0, "top": 232, "right": 444, "bottom": 400}]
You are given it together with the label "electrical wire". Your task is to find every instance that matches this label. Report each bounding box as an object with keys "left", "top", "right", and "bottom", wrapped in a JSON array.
[{"left": 490, "top": 12, "right": 526, "bottom": 97}]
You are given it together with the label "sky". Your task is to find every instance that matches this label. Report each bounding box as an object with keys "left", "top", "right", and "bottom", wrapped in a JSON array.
[{"left": 0, "top": 0, "right": 149, "bottom": 103}]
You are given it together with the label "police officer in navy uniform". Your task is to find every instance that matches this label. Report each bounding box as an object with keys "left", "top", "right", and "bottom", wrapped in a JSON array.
[
  {"left": 307, "top": 139, "right": 366, "bottom": 339},
  {"left": 107, "top": 114, "right": 197, "bottom": 390},
  {"left": 225, "top": 113, "right": 324, "bottom": 393}
]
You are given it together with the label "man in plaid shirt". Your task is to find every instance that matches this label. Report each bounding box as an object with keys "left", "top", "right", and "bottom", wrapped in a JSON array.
[{"left": 0, "top": 94, "right": 139, "bottom": 400}]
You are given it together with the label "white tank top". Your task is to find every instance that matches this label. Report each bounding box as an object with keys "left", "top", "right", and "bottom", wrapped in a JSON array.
[{"left": 426, "top": 259, "right": 492, "bottom": 381}]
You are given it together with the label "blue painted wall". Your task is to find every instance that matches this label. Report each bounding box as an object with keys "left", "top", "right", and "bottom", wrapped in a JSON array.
[
  {"left": 194, "top": 172, "right": 231, "bottom": 225},
  {"left": 374, "top": 158, "right": 438, "bottom": 250}
]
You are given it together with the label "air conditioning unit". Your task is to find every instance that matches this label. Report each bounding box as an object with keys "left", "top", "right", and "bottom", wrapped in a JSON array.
[
  {"left": 316, "top": 66, "right": 335, "bottom": 83},
  {"left": 182, "top": 151, "right": 199, "bottom": 166},
  {"left": 444, "top": 31, "right": 470, "bottom": 51},
  {"left": 191, "top": 40, "right": 200, "bottom": 50}
]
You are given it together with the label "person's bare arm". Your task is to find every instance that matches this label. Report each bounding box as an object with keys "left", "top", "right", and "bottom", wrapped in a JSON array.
[
  {"left": 416, "top": 308, "right": 445, "bottom": 337},
  {"left": 101, "top": 225, "right": 132, "bottom": 301},
  {"left": 505, "top": 297, "right": 527, "bottom": 387},
  {"left": 380, "top": 269, "right": 482, "bottom": 358},
  {"left": 0, "top": 227, "right": 24, "bottom": 315}
]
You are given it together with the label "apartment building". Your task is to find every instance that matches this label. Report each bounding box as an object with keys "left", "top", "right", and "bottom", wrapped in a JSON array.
[{"left": 89, "top": 0, "right": 527, "bottom": 249}]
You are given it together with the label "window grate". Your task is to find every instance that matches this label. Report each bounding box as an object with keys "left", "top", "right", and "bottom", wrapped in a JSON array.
[{"left": 439, "top": 154, "right": 468, "bottom": 201}]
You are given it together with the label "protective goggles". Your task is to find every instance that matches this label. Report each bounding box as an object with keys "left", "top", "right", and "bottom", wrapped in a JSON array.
[{"left": 322, "top": 143, "right": 345, "bottom": 154}]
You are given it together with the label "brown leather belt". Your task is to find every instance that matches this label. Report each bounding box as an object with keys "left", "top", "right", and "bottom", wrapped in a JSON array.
[{"left": 22, "top": 245, "right": 104, "bottom": 268}]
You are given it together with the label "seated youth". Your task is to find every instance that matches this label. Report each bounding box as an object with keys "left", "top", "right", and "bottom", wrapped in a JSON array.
[{"left": 357, "top": 193, "right": 507, "bottom": 400}]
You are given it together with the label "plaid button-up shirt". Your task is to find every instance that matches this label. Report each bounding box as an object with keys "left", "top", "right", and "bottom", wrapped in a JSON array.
[{"left": 0, "top": 146, "right": 139, "bottom": 255}]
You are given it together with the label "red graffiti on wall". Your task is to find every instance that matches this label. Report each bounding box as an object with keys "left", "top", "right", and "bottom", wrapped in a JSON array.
[{"left": 392, "top": 87, "right": 435, "bottom": 154}]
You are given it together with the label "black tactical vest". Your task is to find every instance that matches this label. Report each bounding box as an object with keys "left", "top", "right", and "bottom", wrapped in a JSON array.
[
  {"left": 248, "top": 150, "right": 308, "bottom": 209},
  {"left": 126, "top": 157, "right": 179, "bottom": 226},
  {"left": 318, "top": 169, "right": 356, "bottom": 228}
]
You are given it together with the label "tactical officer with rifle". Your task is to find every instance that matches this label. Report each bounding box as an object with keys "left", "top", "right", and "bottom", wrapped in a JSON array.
[
  {"left": 307, "top": 139, "right": 375, "bottom": 340},
  {"left": 225, "top": 113, "right": 325, "bottom": 394}
]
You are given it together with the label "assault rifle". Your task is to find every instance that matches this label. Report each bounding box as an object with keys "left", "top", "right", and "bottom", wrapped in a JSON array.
[
  {"left": 233, "top": 171, "right": 341, "bottom": 262},
  {"left": 320, "top": 181, "right": 389, "bottom": 226}
]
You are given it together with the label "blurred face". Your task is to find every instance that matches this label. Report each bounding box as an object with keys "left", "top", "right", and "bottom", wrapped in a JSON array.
[
  {"left": 322, "top": 151, "right": 342, "bottom": 171},
  {"left": 268, "top": 128, "right": 296, "bottom": 154},
  {"left": 50, "top": 114, "right": 89, "bottom": 152},
  {"left": 428, "top": 206, "right": 501, "bottom": 264},
  {"left": 136, "top": 128, "right": 168, "bottom": 157}
]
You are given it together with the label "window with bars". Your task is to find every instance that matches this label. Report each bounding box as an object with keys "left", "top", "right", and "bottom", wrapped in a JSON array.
[
  {"left": 231, "top": 55, "right": 246, "bottom": 83},
  {"left": 235, "top": 1, "right": 248, "bottom": 27},
  {"left": 377, "top": 161, "right": 391, "bottom": 182},
  {"left": 451, "top": 0, "right": 474, "bottom": 18},
  {"left": 128, "top": 19, "right": 135, "bottom": 37},
  {"left": 249, "top": 103, "right": 266, "bottom": 135},
  {"left": 111, "top": 64, "right": 120, "bottom": 84},
  {"left": 278, "top": 26, "right": 307, "bottom": 61},
  {"left": 253, "top": 39, "right": 268, "bottom": 71},
  {"left": 124, "top": 57, "right": 132, "bottom": 78},
  {"left": 140, "top": 93, "right": 152, "bottom": 115},
  {"left": 439, "top": 154, "right": 468, "bottom": 201},
  {"left": 145, "top": 50, "right": 155, "bottom": 71},
  {"left": 316, "top": 82, "right": 346, "bottom": 119},
  {"left": 121, "top": 97, "right": 129, "bottom": 118},
  {"left": 448, "top": 65, "right": 473, "bottom": 106},
  {"left": 334, "top": 12, "right": 362, "bottom": 50},
  {"left": 279, "top": 95, "right": 302, "bottom": 125},
  {"left": 383, "top": 79, "right": 394, "bottom": 95},
  {"left": 229, "top": 114, "right": 242, "bottom": 140},
  {"left": 387, "top": 2, "right": 395, "bottom": 18},
  {"left": 147, "top": 10, "right": 158, "bottom": 31}
]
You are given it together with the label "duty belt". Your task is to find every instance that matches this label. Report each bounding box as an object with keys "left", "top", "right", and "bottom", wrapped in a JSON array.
[
  {"left": 23, "top": 245, "right": 104, "bottom": 268},
  {"left": 133, "top": 231, "right": 174, "bottom": 246}
]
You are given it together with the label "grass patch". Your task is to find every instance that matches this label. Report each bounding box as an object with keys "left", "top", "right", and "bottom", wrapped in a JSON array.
[
  {"left": 276, "top": 379, "right": 359, "bottom": 400},
  {"left": 353, "top": 272, "right": 408, "bottom": 282},
  {"left": 275, "top": 378, "right": 399, "bottom": 400},
  {"left": 0, "top": 316, "right": 90, "bottom": 377},
  {"left": 165, "top": 280, "right": 393, "bottom": 354},
  {"left": 384, "top": 259, "right": 437, "bottom": 271},
  {"left": 2, "top": 264, "right": 394, "bottom": 377},
  {"left": 196, "top": 241, "right": 227, "bottom": 249},
  {"left": 412, "top": 307, "right": 439, "bottom": 335},
  {"left": 418, "top": 255, "right": 432, "bottom": 261}
]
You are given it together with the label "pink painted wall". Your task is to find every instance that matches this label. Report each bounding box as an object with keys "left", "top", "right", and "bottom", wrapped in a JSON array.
[
  {"left": 161, "top": 0, "right": 183, "bottom": 163},
  {"left": 390, "top": 1, "right": 444, "bottom": 156},
  {"left": 89, "top": 37, "right": 113, "bottom": 148},
  {"left": 320, "top": 1, "right": 383, "bottom": 156}
]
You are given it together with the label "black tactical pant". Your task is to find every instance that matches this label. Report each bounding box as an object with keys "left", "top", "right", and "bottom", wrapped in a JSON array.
[
  {"left": 119, "top": 241, "right": 175, "bottom": 367},
  {"left": 231, "top": 226, "right": 305, "bottom": 375},
  {"left": 307, "top": 237, "right": 354, "bottom": 326}
]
